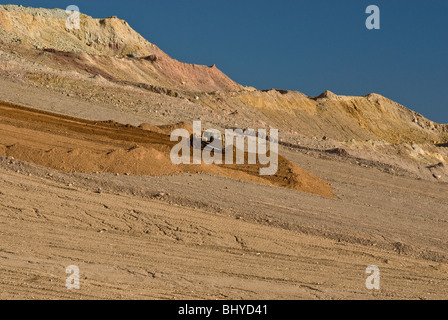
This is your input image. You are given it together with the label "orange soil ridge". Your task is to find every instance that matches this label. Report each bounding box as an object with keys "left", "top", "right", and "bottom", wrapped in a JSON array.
[{"left": 0, "top": 101, "right": 333, "bottom": 197}]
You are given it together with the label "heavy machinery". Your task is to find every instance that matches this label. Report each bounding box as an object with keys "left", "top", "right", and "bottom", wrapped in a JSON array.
[{"left": 190, "top": 130, "right": 226, "bottom": 152}]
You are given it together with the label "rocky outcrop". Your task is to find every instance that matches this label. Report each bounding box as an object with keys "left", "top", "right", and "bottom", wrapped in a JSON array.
[{"left": 0, "top": 5, "right": 243, "bottom": 93}]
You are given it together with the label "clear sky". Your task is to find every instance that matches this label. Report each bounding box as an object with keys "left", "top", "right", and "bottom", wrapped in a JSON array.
[{"left": 3, "top": 0, "right": 448, "bottom": 123}]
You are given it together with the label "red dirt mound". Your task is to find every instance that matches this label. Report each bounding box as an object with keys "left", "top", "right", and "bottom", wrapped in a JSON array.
[{"left": 0, "top": 101, "right": 334, "bottom": 197}]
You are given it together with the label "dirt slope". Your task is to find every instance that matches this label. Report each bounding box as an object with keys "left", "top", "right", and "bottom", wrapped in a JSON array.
[
  {"left": 0, "top": 101, "right": 333, "bottom": 197},
  {"left": 1, "top": 151, "right": 447, "bottom": 299},
  {"left": 0, "top": 162, "right": 448, "bottom": 300}
]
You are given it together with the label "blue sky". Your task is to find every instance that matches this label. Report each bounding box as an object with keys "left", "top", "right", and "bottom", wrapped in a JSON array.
[{"left": 3, "top": 0, "right": 448, "bottom": 123}]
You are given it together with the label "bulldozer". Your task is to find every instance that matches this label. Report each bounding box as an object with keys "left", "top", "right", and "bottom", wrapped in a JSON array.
[{"left": 190, "top": 130, "right": 226, "bottom": 152}]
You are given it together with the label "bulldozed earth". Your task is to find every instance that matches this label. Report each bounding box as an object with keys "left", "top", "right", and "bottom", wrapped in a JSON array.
[{"left": 0, "top": 5, "right": 447, "bottom": 299}]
